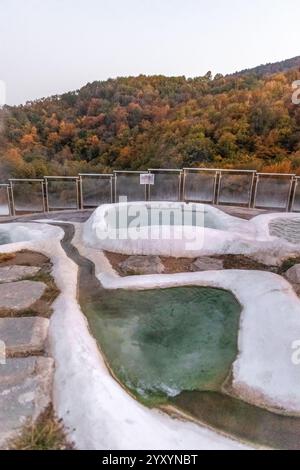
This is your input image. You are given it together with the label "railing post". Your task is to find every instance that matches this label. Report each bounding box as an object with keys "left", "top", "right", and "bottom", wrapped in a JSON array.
[
  {"left": 291, "top": 177, "right": 300, "bottom": 212},
  {"left": 9, "top": 180, "right": 16, "bottom": 216}
]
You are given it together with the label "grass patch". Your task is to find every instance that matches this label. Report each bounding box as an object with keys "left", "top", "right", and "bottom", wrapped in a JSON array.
[
  {"left": 278, "top": 257, "right": 300, "bottom": 275},
  {"left": 219, "top": 254, "right": 274, "bottom": 271},
  {"left": 9, "top": 407, "right": 72, "bottom": 450},
  {"left": 0, "top": 308, "right": 40, "bottom": 318},
  {"left": 15, "top": 269, "right": 61, "bottom": 318},
  {"left": 29, "top": 271, "right": 60, "bottom": 305}
]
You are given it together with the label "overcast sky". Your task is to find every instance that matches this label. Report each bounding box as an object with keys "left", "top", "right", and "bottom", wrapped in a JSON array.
[{"left": 1, "top": 0, "right": 299, "bottom": 105}]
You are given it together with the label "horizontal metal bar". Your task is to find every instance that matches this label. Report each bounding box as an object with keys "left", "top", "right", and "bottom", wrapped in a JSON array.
[
  {"left": 256, "top": 173, "right": 295, "bottom": 177},
  {"left": 9, "top": 178, "right": 44, "bottom": 182},
  {"left": 79, "top": 173, "right": 113, "bottom": 177},
  {"left": 219, "top": 169, "right": 256, "bottom": 174},
  {"left": 114, "top": 170, "right": 148, "bottom": 174},
  {"left": 183, "top": 168, "right": 220, "bottom": 172},
  {"left": 44, "top": 176, "right": 79, "bottom": 180},
  {"left": 183, "top": 168, "right": 256, "bottom": 174},
  {"left": 148, "top": 169, "right": 182, "bottom": 173}
]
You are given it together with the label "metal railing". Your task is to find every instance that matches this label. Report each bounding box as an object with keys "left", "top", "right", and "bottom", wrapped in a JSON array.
[
  {"left": 182, "top": 168, "right": 218, "bottom": 204},
  {"left": 44, "top": 176, "right": 79, "bottom": 212},
  {"left": 114, "top": 171, "right": 148, "bottom": 202},
  {"left": 217, "top": 169, "right": 256, "bottom": 208},
  {"left": 182, "top": 169, "right": 256, "bottom": 207},
  {"left": 253, "top": 173, "right": 295, "bottom": 211},
  {"left": 9, "top": 179, "right": 45, "bottom": 215},
  {"left": 79, "top": 173, "right": 113, "bottom": 208},
  {"left": 291, "top": 176, "right": 300, "bottom": 212},
  {"left": 148, "top": 169, "right": 182, "bottom": 201},
  {"left": 0, "top": 184, "right": 11, "bottom": 216},
  {"left": 1, "top": 169, "right": 300, "bottom": 217}
]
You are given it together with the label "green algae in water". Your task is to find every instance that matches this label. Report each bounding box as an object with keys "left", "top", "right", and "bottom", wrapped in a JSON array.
[
  {"left": 171, "top": 391, "right": 300, "bottom": 450},
  {"left": 58, "top": 223, "right": 300, "bottom": 450},
  {"left": 84, "top": 286, "right": 241, "bottom": 405}
]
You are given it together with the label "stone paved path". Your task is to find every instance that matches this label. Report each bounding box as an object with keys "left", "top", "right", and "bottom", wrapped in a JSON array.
[{"left": 0, "top": 259, "right": 54, "bottom": 448}]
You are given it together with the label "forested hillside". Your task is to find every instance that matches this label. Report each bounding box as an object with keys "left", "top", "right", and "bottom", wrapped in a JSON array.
[
  {"left": 1, "top": 59, "right": 300, "bottom": 180},
  {"left": 232, "top": 55, "right": 300, "bottom": 77}
]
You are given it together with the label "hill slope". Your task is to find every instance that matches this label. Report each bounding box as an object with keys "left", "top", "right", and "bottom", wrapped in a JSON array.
[
  {"left": 1, "top": 57, "right": 300, "bottom": 179},
  {"left": 232, "top": 55, "right": 300, "bottom": 77}
]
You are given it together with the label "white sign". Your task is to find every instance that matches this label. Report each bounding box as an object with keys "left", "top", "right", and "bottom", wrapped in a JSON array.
[{"left": 140, "top": 174, "right": 155, "bottom": 185}]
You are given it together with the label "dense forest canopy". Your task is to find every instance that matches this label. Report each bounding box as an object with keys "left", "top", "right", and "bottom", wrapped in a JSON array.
[
  {"left": 231, "top": 55, "right": 300, "bottom": 77},
  {"left": 1, "top": 57, "right": 300, "bottom": 180}
]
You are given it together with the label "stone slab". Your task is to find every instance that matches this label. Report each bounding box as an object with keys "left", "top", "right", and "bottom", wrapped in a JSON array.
[
  {"left": 0, "top": 317, "right": 49, "bottom": 356},
  {"left": 0, "top": 266, "right": 40, "bottom": 283},
  {"left": 0, "top": 356, "right": 37, "bottom": 386},
  {"left": 119, "top": 255, "right": 165, "bottom": 275},
  {"left": 191, "top": 257, "right": 224, "bottom": 272},
  {"left": 0, "top": 281, "right": 46, "bottom": 312},
  {"left": 0, "top": 357, "right": 54, "bottom": 448},
  {"left": 285, "top": 264, "right": 300, "bottom": 284}
]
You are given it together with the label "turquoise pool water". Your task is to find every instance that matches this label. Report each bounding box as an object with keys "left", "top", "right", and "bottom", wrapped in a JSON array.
[
  {"left": 58, "top": 222, "right": 300, "bottom": 449},
  {"left": 0, "top": 232, "right": 11, "bottom": 245},
  {"left": 105, "top": 206, "right": 225, "bottom": 230},
  {"left": 84, "top": 286, "right": 241, "bottom": 404}
]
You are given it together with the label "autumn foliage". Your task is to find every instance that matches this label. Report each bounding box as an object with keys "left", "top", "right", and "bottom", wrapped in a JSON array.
[{"left": 1, "top": 64, "right": 300, "bottom": 180}]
